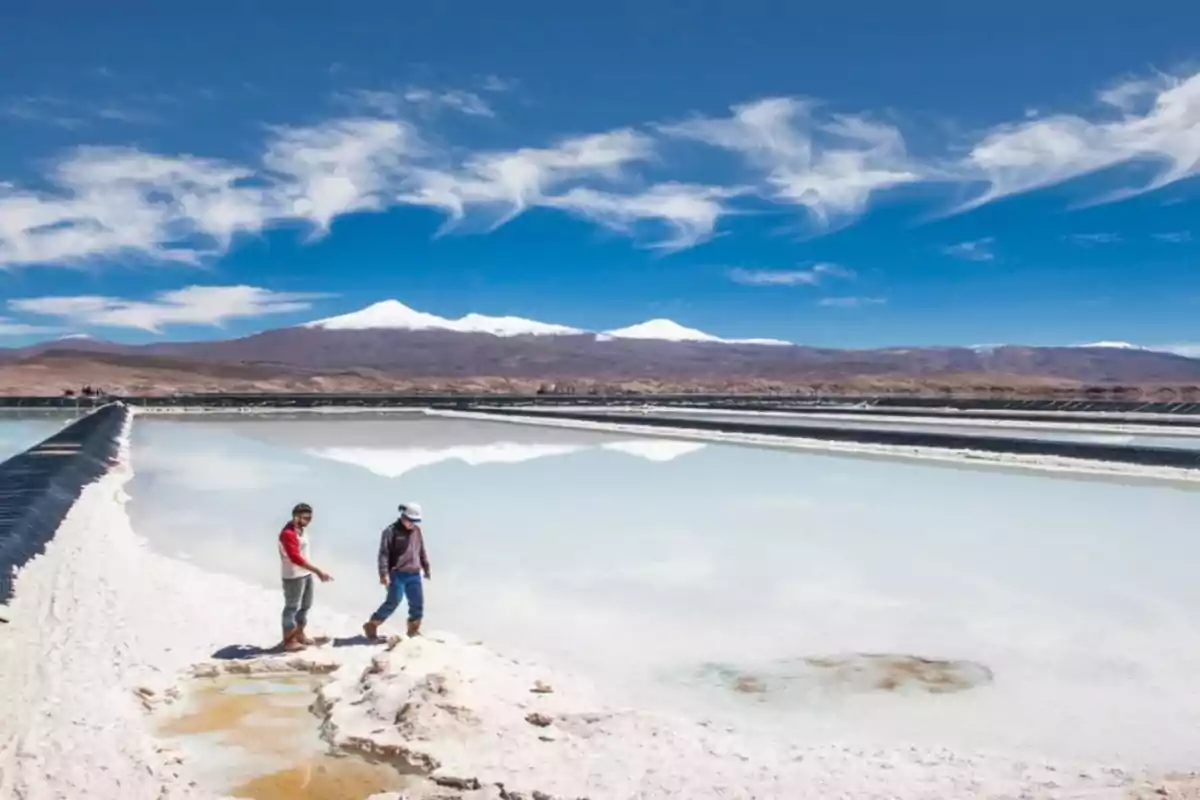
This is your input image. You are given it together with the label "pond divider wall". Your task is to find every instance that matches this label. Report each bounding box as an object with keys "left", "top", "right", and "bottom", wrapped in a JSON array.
[
  {"left": 477, "top": 408, "right": 1200, "bottom": 470},
  {"left": 0, "top": 403, "right": 129, "bottom": 606}
]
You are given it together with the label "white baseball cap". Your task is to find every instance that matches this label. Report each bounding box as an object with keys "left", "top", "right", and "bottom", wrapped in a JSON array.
[{"left": 401, "top": 502, "right": 423, "bottom": 523}]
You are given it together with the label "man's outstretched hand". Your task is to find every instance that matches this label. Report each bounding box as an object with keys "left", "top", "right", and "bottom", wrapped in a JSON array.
[
  {"left": 380, "top": 574, "right": 389, "bottom": 586},
  {"left": 318, "top": 570, "right": 334, "bottom": 583},
  {"left": 424, "top": 570, "right": 432, "bottom": 580}
]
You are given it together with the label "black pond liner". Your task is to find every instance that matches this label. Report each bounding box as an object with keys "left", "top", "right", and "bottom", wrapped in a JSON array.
[{"left": 0, "top": 403, "right": 129, "bottom": 605}]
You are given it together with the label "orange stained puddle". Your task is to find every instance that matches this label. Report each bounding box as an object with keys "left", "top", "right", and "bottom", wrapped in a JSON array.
[
  {"left": 159, "top": 673, "right": 410, "bottom": 800},
  {"left": 230, "top": 757, "right": 408, "bottom": 800}
]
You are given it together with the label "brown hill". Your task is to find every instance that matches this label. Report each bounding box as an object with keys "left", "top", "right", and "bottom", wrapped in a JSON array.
[
  {"left": 3, "top": 328, "right": 1200, "bottom": 397},
  {"left": 8, "top": 328, "right": 1199, "bottom": 383}
]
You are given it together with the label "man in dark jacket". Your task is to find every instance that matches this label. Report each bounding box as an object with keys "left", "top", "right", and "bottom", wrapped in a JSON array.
[{"left": 363, "top": 502, "right": 430, "bottom": 640}]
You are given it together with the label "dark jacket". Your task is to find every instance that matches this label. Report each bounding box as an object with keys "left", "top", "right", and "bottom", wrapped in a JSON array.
[{"left": 377, "top": 520, "right": 429, "bottom": 577}]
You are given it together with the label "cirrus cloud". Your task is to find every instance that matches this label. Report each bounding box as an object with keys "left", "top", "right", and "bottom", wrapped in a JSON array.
[
  {"left": 660, "top": 97, "right": 923, "bottom": 228},
  {"left": 819, "top": 296, "right": 886, "bottom": 308},
  {"left": 1, "top": 69, "right": 1199, "bottom": 269},
  {"left": 9, "top": 285, "right": 328, "bottom": 332},
  {"left": 729, "top": 262, "right": 855, "bottom": 286},
  {"left": 941, "top": 237, "right": 996, "bottom": 262},
  {"left": 0, "top": 317, "right": 59, "bottom": 336},
  {"left": 958, "top": 72, "right": 1200, "bottom": 209}
]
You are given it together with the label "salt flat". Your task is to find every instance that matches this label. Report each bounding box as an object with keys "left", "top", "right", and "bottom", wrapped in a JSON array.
[
  {"left": 7, "top": 412, "right": 1180, "bottom": 800},
  {"left": 127, "top": 413, "right": 1200, "bottom": 771},
  {"left": 3, "top": 410, "right": 1198, "bottom": 799}
]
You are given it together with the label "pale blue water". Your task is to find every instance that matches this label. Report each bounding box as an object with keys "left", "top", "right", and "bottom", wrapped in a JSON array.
[
  {"left": 0, "top": 414, "right": 71, "bottom": 462},
  {"left": 127, "top": 412, "right": 1200, "bottom": 768}
]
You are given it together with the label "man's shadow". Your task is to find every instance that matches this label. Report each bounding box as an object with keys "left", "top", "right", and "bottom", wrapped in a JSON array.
[{"left": 210, "top": 635, "right": 383, "bottom": 660}]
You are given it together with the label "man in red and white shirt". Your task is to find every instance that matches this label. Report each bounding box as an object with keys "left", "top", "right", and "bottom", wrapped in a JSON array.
[{"left": 278, "top": 502, "right": 333, "bottom": 651}]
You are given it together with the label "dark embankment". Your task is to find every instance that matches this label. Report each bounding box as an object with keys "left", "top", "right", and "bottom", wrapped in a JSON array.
[{"left": 0, "top": 403, "right": 129, "bottom": 606}]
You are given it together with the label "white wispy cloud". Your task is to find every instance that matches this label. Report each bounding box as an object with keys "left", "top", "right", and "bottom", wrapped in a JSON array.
[
  {"left": 481, "top": 75, "right": 517, "bottom": 94},
  {"left": 1, "top": 95, "right": 159, "bottom": 128},
  {"left": 819, "top": 296, "right": 885, "bottom": 308},
  {"left": 0, "top": 117, "right": 703, "bottom": 266},
  {"left": 340, "top": 87, "right": 494, "bottom": 118},
  {"left": 728, "top": 262, "right": 854, "bottom": 286},
  {"left": 398, "top": 129, "right": 657, "bottom": 230},
  {"left": 9, "top": 285, "right": 327, "bottom": 332},
  {"left": 1154, "top": 231, "right": 1193, "bottom": 243},
  {"left": 959, "top": 72, "right": 1200, "bottom": 208},
  {"left": 545, "top": 183, "right": 738, "bottom": 250},
  {"left": 2, "top": 69, "right": 1198, "bottom": 270},
  {"left": 941, "top": 237, "right": 996, "bottom": 261},
  {"left": 1066, "top": 232, "right": 1123, "bottom": 246},
  {"left": 1, "top": 96, "right": 85, "bottom": 128},
  {"left": 263, "top": 117, "right": 421, "bottom": 232},
  {"left": 0, "top": 147, "right": 266, "bottom": 266},
  {"left": 403, "top": 88, "right": 494, "bottom": 117},
  {"left": 0, "top": 317, "right": 59, "bottom": 336},
  {"left": 1098, "top": 76, "right": 1165, "bottom": 113},
  {"left": 660, "top": 97, "right": 922, "bottom": 227}
]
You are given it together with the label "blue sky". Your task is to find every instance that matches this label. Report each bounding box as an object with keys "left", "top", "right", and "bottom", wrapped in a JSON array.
[{"left": 0, "top": 0, "right": 1198, "bottom": 350}]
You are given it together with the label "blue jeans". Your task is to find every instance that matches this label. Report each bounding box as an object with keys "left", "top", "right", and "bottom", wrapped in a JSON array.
[
  {"left": 282, "top": 575, "right": 313, "bottom": 635},
  {"left": 371, "top": 571, "right": 424, "bottom": 623}
]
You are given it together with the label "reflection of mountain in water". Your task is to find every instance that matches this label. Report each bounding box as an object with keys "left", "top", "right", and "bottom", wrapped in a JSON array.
[
  {"left": 308, "top": 442, "right": 589, "bottom": 479},
  {"left": 226, "top": 416, "right": 706, "bottom": 479},
  {"left": 600, "top": 440, "right": 708, "bottom": 462},
  {"left": 307, "top": 439, "right": 706, "bottom": 479}
]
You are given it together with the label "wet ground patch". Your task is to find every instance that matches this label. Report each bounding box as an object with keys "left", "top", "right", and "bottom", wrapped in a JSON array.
[
  {"left": 699, "top": 652, "right": 993, "bottom": 702},
  {"left": 800, "top": 653, "right": 994, "bottom": 694},
  {"left": 157, "top": 671, "right": 412, "bottom": 800}
]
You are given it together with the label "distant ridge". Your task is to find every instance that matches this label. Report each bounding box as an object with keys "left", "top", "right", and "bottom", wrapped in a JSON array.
[{"left": 4, "top": 298, "right": 1200, "bottom": 387}]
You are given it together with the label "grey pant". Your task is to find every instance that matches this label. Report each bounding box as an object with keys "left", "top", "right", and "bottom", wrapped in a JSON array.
[{"left": 282, "top": 575, "right": 313, "bottom": 635}]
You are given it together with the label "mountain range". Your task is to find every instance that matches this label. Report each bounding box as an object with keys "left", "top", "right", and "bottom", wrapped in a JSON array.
[{"left": 3, "top": 299, "right": 1200, "bottom": 395}]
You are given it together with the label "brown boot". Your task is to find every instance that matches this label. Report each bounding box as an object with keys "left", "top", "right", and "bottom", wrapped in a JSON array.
[
  {"left": 295, "top": 626, "right": 315, "bottom": 646},
  {"left": 282, "top": 628, "right": 306, "bottom": 652},
  {"left": 362, "top": 620, "right": 380, "bottom": 640},
  {"left": 406, "top": 618, "right": 422, "bottom": 638}
]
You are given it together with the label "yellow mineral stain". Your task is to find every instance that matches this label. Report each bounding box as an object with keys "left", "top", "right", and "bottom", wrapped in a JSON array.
[
  {"left": 230, "top": 757, "right": 407, "bottom": 800},
  {"left": 159, "top": 675, "right": 314, "bottom": 743},
  {"left": 159, "top": 673, "right": 410, "bottom": 799}
]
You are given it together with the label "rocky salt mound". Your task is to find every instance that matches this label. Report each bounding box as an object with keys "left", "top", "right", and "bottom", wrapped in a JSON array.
[{"left": 302, "top": 635, "right": 1142, "bottom": 800}]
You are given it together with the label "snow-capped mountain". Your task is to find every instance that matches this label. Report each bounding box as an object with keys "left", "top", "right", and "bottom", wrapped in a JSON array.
[
  {"left": 602, "top": 319, "right": 723, "bottom": 343},
  {"left": 1076, "top": 341, "right": 1148, "bottom": 350},
  {"left": 974, "top": 341, "right": 1162, "bottom": 353},
  {"left": 302, "top": 300, "right": 793, "bottom": 345},
  {"left": 304, "top": 300, "right": 583, "bottom": 337},
  {"left": 601, "top": 318, "right": 792, "bottom": 346}
]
